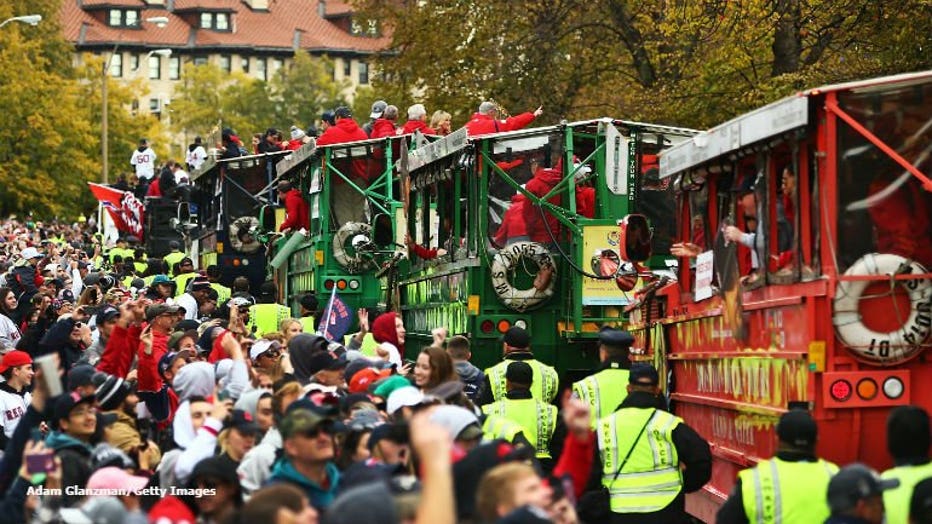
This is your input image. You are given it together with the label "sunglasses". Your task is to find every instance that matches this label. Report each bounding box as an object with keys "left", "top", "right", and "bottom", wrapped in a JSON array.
[
  {"left": 300, "top": 425, "right": 332, "bottom": 439},
  {"left": 260, "top": 350, "right": 281, "bottom": 359}
]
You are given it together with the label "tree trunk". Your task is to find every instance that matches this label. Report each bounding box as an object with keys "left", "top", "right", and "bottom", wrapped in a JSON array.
[{"left": 771, "top": 0, "right": 802, "bottom": 76}]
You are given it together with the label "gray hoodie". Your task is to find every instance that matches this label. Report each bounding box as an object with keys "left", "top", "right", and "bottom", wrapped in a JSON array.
[{"left": 455, "top": 361, "right": 485, "bottom": 401}]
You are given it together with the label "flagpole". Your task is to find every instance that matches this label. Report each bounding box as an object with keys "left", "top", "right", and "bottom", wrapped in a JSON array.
[{"left": 317, "top": 286, "right": 337, "bottom": 339}]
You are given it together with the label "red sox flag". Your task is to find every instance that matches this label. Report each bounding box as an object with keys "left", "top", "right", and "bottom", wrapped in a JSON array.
[{"left": 87, "top": 183, "right": 145, "bottom": 240}]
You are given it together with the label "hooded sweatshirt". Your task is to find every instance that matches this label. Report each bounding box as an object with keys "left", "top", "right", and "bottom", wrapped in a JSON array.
[
  {"left": 370, "top": 313, "right": 403, "bottom": 367},
  {"left": 238, "top": 426, "right": 282, "bottom": 497},
  {"left": 454, "top": 361, "right": 485, "bottom": 401},
  {"left": 159, "top": 400, "right": 224, "bottom": 487},
  {"left": 267, "top": 458, "right": 341, "bottom": 511},
  {"left": 289, "top": 334, "right": 329, "bottom": 385}
]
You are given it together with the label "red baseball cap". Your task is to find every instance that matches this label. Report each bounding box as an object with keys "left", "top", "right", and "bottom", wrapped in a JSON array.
[
  {"left": 349, "top": 368, "right": 392, "bottom": 394},
  {"left": 0, "top": 351, "right": 32, "bottom": 373}
]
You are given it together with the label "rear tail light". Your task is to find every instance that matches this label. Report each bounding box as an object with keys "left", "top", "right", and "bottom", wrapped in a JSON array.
[
  {"left": 480, "top": 320, "right": 494, "bottom": 333},
  {"left": 883, "top": 377, "right": 905, "bottom": 399},
  {"left": 348, "top": 279, "right": 360, "bottom": 290},
  {"left": 829, "top": 379, "right": 853, "bottom": 402},
  {"left": 324, "top": 279, "right": 334, "bottom": 290},
  {"left": 337, "top": 279, "right": 347, "bottom": 290},
  {"left": 496, "top": 320, "right": 511, "bottom": 333},
  {"left": 856, "top": 378, "right": 878, "bottom": 400}
]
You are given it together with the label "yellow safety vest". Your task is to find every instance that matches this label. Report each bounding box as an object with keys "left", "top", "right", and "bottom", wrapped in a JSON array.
[
  {"left": 299, "top": 316, "right": 316, "bottom": 334},
  {"left": 481, "top": 414, "right": 525, "bottom": 444},
  {"left": 882, "top": 462, "right": 932, "bottom": 524},
  {"left": 143, "top": 274, "right": 157, "bottom": 287},
  {"left": 482, "top": 397, "right": 557, "bottom": 459},
  {"left": 485, "top": 358, "right": 558, "bottom": 403},
  {"left": 163, "top": 251, "right": 185, "bottom": 271},
  {"left": 573, "top": 367, "right": 630, "bottom": 427},
  {"left": 210, "top": 283, "right": 231, "bottom": 305},
  {"left": 738, "top": 457, "right": 837, "bottom": 524},
  {"left": 173, "top": 272, "right": 196, "bottom": 297},
  {"left": 248, "top": 303, "right": 292, "bottom": 337},
  {"left": 597, "top": 408, "right": 683, "bottom": 514}
]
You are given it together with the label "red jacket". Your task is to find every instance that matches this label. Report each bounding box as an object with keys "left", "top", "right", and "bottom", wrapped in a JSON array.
[
  {"left": 285, "top": 139, "right": 304, "bottom": 151},
  {"left": 523, "top": 166, "right": 563, "bottom": 243},
  {"left": 97, "top": 324, "right": 142, "bottom": 378},
  {"left": 370, "top": 119, "right": 398, "bottom": 139},
  {"left": 279, "top": 189, "right": 310, "bottom": 232},
  {"left": 146, "top": 179, "right": 162, "bottom": 198},
  {"left": 465, "top": 112, "right": 536, "bottom": 135},
  {"left": 317, "top": 118, "right": 368, "bottom": 145},
  {"left": 493, "top": 195, "right": 530, "bottom": 246},
  {"left": 137, "top": 330, "right": 169, "bottom": 393},
  {"left": 401, "top": 120, "right": 436, "bottom": 135}
]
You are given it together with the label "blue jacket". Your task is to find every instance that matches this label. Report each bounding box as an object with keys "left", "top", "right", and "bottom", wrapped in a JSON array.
[{"left": 267, "top": 457, "right": 341, "bottom": 511}]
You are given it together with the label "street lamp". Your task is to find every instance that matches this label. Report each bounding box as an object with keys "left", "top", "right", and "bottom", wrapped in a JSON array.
[
  {"left": 0, "top": 15, "right": 42, "bottom": 29},
  {"left": 101, "top": 17, "right": 170, "bottom": 185},
  {"left": 133, "top": 48, "right": 172, "bottom": 74}
]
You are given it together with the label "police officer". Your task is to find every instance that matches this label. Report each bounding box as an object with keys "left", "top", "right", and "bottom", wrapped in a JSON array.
[
  {"left": 247, "top": 281, "right": 291, "bottom": 336},
  {"left": 717, "top": 409, "right": 839, "bottom": 524},
  {"left": 172, "top": 256, "right": 197, "bottom": 295},
  {"left": 572, "top": 327, "right": 633, "bottom": 426},
  {"left": 298, "top": 292, "right": 318, "bottom": 334},
  {"left": 825, "top": 464, "right": 898, "bottom": 524},
  {"left": 910, "top": 477, "right": 932, "bottom": 524},
  {"left": 482, "top": 361, "right": 558, "bottom": 463},
  {"left": 205, "top": 264, "right": 231, "bottom": 305},
  {"left": 478, "top": 326, "right": 558, "bottom": 406},
  {"left": 582, "top": 363, "right": 711, "bottom": 524},
  {"left": 881, "top": 406, "right": 932, "bottom": 524}
]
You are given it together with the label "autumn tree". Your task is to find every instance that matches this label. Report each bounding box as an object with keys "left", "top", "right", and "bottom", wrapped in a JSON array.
[
  {"left": 355, "top": 0, "right": 932, "bottom": 129},
  {"left": 268, "top": 53, "right": 351, "bottom": 130}
]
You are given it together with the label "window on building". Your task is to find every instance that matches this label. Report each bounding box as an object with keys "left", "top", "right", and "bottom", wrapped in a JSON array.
[
  {"left": 148, "top": 54, "right": 161, "bottom": 80},
  {"left": 241, "top": 57, "right": 250, "bottom": 73},
  {"left": 220, "top": 55, "right": 232, "bottom": 73},
  {"left": 366, "top": 19, "right": 379, "bottom": 36},
  {"left": 193, "top": 56, "right": 208, "bottom": 66},
  {"left": 130, "top": 54, "right": 139, "bottom": 72},
  {"left": 109, "top": 53, "right": 123, "bottom": 78},
  {"left": 149, "top": 98, "right": 161, "bottom": 112},
  {"left": 272, "top": 58, "right": 284, "bottom": 76},
  {"left": 200, "top": 12, "right": 233, "bottom": 31},
  {"left": 358, "top": 62, "right": 369, "bottom": 85},
  {"left": 343, "top": 59, "right": 351, "bottom": 78},
  {"left": 350, "top": 19, "right": 362, "bottom": 35},
  {"left": 108, "top": 9, "right": 141, "bottom": 28},
  {"left": 168, "top": 56, "right": 180, "bottom": 80},
  {"left": 256, "top": 58, "right": 267, "bottom": 81}
]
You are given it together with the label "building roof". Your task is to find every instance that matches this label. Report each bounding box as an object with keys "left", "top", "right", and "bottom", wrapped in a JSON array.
[{"left": 62, "top": 0, "right": 389, "bottom": 54}]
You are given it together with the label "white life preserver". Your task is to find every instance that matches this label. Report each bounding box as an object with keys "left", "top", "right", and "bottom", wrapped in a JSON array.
[
  {"left": 491, "top": 241, "right": 556, "bottom": 312},
  {"left": 333, "top": 222, "right": 374, "bottom": 274},
  {"left": 833, "top": 253, "right": 932, "bottom": 365},
  {"left": 229, "top": 216, "right": 261, "bottom": 253}
]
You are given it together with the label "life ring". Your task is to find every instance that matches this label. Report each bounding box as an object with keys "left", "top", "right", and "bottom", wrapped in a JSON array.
[
  {"left": 229, "top": 217, "right": 261, "bottom": 253},
  {"left": 333, "top": 222, "right": 374, "bottom": 274},
  {"left": 833, "top": 253, "right": 932, "bottom": 365},
  {"left": 491, "top": 241, "right": 556, "bottom": 312}
]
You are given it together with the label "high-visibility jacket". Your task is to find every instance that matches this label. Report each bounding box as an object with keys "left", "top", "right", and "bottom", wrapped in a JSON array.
[
  {"left": 210, "top": 283, "right": 231, "bottom": 305},
  {"left": 572, "top": 366, "right": 630, "bottom": 427},
  {"left": 482, "top": 397, "right": 557, "bottom": 458},
  {"left": 485, "top": 358, "right": 558, "bottom": 403},
  {"left": 163, "top": 251, "right": 185, "bottom": 271},
  {"left": 173, "top": 272, "right": 196, "bottom": 297},
  {"left": 481, "top": 414, "right": 525, "bottom": 444},
  {"left": 248, "top": 303, "right": 292, "bottom": 337},
  {"left": 882, "top": 461, "right": 932, "bottom": 524},
  {"left": 738, "top": 457, "right": 838, "bottom": 524},
  {"left": 597, "top": 407, "right": 683, "bottom": 514},
  {"left": 299, "top": 316, "right": 316, "bottom": 334}
]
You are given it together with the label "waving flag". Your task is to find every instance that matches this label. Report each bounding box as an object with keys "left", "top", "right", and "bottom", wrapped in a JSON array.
[
  {"left": 87, "top": 183, "right": 145, "bottom": 240},
  {"left": 317, "top": 286, "right": 354, "bottom": 342}
]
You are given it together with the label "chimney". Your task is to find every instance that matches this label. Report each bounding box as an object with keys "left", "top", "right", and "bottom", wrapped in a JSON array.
[
  {"left": 318, "top": 0, "right": 326, "bottom": 18},
  {"left": 292, "top": 29, "right": 303, "bottom": 50}
]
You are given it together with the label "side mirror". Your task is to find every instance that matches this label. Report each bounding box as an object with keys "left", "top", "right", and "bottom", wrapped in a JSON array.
[{"left": 618, "top": 214, "right": 652, "bottom": 263}]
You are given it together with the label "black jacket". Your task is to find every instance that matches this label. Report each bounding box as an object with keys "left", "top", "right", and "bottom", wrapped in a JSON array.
[{"left": 580, "top": 391, "right": 712, "bottom": 524}]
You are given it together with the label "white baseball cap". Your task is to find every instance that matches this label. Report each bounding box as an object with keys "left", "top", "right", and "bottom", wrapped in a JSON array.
[
  {"left": 20, "top": 247, "right": 42, "bottom": 260},
  {"left": 249, "top": 339, "right": 281, "bottom": 361},
  {"left": 386, "top": 386, "right": 424, "bottom": 415}
]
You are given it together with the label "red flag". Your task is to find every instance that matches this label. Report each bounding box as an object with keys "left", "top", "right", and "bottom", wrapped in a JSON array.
[{"left": 87, "top": 183, "right": 145, "bottom": 240}]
